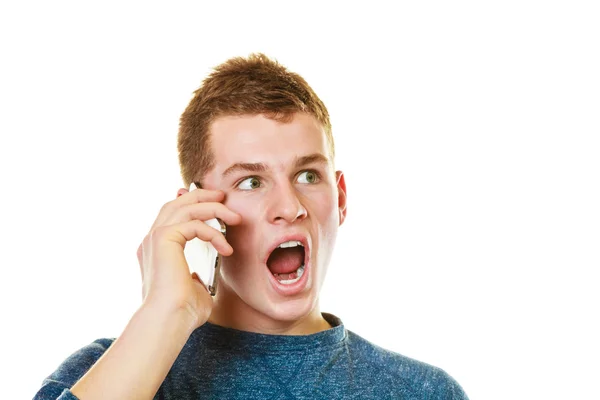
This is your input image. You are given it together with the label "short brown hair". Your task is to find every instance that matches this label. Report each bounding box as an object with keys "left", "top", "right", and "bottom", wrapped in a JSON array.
[{"left": 177, "top": 53, "right": 333, "bottom": 188}]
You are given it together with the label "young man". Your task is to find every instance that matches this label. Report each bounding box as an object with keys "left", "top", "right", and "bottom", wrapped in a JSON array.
[{"left": 35, "top": 53, "right": 468, "bottom": 399}]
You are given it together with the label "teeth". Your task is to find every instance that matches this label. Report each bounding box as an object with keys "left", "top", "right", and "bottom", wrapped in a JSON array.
[
  {"left": 277, "top": 240, "right": 303, "bottom": 249},
  {"left": 275, "top": 264, "right": 305, "bottom": 285}
]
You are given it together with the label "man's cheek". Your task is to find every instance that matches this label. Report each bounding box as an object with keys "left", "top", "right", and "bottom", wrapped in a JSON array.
[
  {"left": 227, "top": 196, "right": 264, "bottom": 220},
  {"left": 312, "top": 192, "right": 337, "bottom": 213}
]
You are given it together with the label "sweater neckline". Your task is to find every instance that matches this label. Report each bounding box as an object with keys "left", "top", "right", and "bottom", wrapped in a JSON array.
[{"left": 189, "top": 312, "right": 346, "bottom": 353}]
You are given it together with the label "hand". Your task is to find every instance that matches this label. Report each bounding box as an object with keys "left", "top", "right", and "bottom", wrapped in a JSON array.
[{"left": 136, "top": 188, "right": 241, "bottom": 328}]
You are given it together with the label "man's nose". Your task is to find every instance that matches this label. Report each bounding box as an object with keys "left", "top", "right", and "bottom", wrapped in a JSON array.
[{"left": 268, "top": 182, "right": 307, "bottom": 224}]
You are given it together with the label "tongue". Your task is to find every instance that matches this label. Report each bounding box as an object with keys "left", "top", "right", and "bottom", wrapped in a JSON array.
[{"left": 267, "top": 247, "right": 304, "bottom": 274}]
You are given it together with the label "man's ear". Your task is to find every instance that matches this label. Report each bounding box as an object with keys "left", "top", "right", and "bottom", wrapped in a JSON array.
[{"left": 336, "top": 171, "right": 347, "bottom": 226}]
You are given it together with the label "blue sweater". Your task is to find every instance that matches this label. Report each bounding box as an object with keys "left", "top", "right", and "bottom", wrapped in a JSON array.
[{"left": 34, "top": 313, "right": 468, "bottom": 399}]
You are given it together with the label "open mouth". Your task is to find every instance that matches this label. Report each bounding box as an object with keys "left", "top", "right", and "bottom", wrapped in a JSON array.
[{"left": 266, "top": 240, "right": 307, "bottom": 285}]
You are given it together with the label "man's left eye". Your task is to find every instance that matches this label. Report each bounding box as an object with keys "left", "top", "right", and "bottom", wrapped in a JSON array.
[{"left": 297, "top": 170, "right": 319, "bottom": 184}]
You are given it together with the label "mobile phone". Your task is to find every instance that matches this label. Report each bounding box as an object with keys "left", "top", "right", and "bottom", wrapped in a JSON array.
[{"left": 183, "top": 182, "right": 226, "bottom": 296}]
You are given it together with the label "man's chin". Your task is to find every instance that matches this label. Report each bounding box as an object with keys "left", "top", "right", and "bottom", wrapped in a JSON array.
[
  {"left": 258, "top": 293, "right": 319, "bottom": 324},
  {"left": 216, "top": 272, "right": 322, "bottom": 330}
]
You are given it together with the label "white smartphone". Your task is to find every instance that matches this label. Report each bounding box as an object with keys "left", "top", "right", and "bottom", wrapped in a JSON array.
[{"left": 183, "top": 182, "right": 226, "bottom": 296}]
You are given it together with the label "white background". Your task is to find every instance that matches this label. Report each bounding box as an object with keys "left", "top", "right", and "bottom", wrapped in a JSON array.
[{"left": 1, "top": 1, "right": 598, "bottom": 399}]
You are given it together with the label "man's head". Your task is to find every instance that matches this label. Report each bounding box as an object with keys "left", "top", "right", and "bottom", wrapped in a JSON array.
[
  {"left": 178, "top": 53, "right": 334, "bottom": 189},
  {"left": 177, "top": 54, "right": 346, "bottom": 332}
]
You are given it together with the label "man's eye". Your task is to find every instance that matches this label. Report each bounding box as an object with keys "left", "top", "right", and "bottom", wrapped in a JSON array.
[
  {"left": 297, "top": 170, "right": 319, "bottom": 184},
  {"left": 238, "top": 177, "right": 261, "bottom": 190}
]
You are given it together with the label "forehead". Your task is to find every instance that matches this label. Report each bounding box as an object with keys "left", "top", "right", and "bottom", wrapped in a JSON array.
[{"left": 208, "top": 113, "right": 330, "bottom": 173}]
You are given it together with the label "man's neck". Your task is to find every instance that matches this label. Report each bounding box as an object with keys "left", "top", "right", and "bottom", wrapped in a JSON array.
[{"left": 207, "top": 284, "right": 331, "bottom": 335}]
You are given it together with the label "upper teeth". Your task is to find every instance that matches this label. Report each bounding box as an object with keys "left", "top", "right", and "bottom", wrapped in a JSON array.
[{"left": 277, "top": 240, "right": 303, "bottom": 249}]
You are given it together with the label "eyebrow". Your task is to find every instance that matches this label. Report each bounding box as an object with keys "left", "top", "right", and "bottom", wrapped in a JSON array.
[{"left": 222, "top": 153, "right": 330, "bottom": 179}]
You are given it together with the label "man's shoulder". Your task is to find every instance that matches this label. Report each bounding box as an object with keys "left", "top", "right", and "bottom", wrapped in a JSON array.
[
  {"left": 74, "top": 338, "right": 115, "bottom": 355},
  {"left": 344, "top": 329, "right": 468, "bottom": 399},
  {"left": 34, "top": 338, "right": 116, "bottom": 399},
  {"left": 344, "top": 329, "right": 437, "bottom": 373},
  {"left": 52, "top": 338, "right": 116, "bottom": 375}
]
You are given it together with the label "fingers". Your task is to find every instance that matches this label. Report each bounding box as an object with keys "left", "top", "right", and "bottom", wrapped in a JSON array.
[
  {"left": 162, "top": 202, "right": 242, "bottom": 227},
  {"left": 139, "top": 186, "right": 240, "bottom": 274},
  {"left": 179, "top": 187, "right": 225, "bottom": 204},
  {"left": 156, "top": 219, "right": 234, "bottom": 256},
  {"left": 153, "top": 189, "right": 223, "bottom": 226}
]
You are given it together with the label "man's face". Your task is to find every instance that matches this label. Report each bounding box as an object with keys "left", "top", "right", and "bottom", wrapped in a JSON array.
[{"left": 201, "top": 113, "right": 347, "bottom": 324}]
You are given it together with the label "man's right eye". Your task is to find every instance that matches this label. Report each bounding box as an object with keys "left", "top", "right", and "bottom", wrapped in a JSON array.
[{"left": 237, "top": 177, "right": 261, "bottom": 190}]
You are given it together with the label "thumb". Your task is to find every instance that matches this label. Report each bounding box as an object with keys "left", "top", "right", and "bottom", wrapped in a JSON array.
[{"left": 191, "top": 272, "right": 211, "bottom": 295}]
